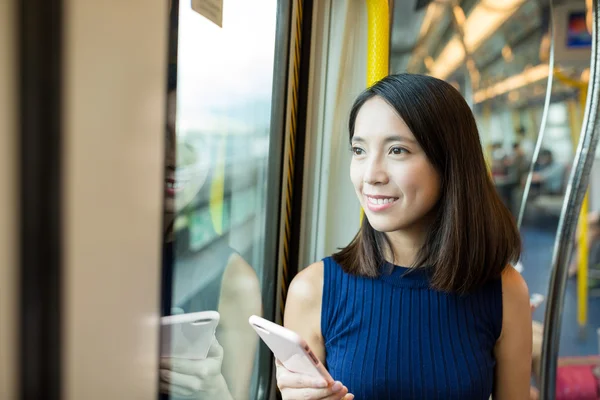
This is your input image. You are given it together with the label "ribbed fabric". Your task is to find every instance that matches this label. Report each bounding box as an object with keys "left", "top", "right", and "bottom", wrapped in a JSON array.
[{"left": 321, "top": 257, "right": 502, "bottom": 399}]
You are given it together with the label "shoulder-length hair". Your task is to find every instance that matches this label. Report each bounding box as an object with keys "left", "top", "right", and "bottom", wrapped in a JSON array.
[{"left": 333, "top": 73, "right": 521, "bottom": 294}]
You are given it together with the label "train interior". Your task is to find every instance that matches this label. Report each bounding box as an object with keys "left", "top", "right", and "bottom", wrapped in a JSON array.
[{"left": 2, "top": 0, "right": 600, "bottom": 398}]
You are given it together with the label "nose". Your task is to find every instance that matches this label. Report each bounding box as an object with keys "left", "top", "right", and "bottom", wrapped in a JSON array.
[{"left": 363, "top": 155, "right": 389, "bottom": 186}]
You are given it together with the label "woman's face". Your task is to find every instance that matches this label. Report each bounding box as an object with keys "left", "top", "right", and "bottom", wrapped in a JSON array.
[
  {"left": 350, "top": 96, "right": 441, "bottom": 234},
  {"left": 164, "top": 91, "right": 210, "bottom": 216}
]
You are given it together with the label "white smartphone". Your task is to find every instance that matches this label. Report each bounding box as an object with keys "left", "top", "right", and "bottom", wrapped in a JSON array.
[
  {"left": 160, "top": 310, "right": 220, "bottom": 360},
  {"left": 248, "top": 315, "right": 334, "bottom": 383}
]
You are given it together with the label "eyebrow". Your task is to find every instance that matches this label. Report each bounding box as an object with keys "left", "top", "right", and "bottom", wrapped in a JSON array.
[{"left": 352, "top": 135, "right": 416, "bottom": 144}]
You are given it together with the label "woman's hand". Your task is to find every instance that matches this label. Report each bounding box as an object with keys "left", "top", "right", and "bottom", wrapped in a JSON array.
[
  {"left": 275, "top": 359, "right": 354, "bottom": 400},
  {"left": 159, "top": 338, "right": 232, "bottom": 399}
]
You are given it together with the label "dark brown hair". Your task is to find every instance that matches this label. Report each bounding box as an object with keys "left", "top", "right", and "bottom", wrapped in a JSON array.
[{"left": 333, "top": 73, "right": 521, "bottom": 294}]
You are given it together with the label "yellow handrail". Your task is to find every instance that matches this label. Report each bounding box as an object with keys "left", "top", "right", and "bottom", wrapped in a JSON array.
[
  {"left": 558, "top": 68, "right": 589, "bottom": 329},
  {"left": 366, "top": 0, "right": 390, "bottom": 87},
  {"left": 363, "top": 0, "right": 390, "bottom": 223}
]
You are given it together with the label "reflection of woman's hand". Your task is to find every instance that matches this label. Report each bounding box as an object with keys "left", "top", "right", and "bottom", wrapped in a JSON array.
[
  {"left": 276, "top": 359, "right": 354, "bottom": 400},
  {"left": 160, "top": 338, "right": 231, "bottom": 399}
]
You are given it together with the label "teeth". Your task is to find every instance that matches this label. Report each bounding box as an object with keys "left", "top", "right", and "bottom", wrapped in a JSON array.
[
  {"left": 166, "top": 181, "right": 185, "bottom": 190},
  {"left": 367, "top": 196, "right": 397, "bottom": 205}
]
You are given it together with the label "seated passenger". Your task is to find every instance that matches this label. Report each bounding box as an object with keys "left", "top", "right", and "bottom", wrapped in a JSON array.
[
  {"left": 530, "top": 149, "right": 564, "bottom": 196},
  {"left": 276, "top": 74, "right": 532, "bottom": 399},
  {"left": 160, "top": 89, "right": 262, "bottom": 400}
]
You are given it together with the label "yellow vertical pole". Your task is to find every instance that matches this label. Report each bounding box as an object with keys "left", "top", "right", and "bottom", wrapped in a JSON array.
[
  {"left": 366, "top": 0, "right": 390, "bottom": 87},
  {"left": 209, "top": 133, "right": 226, "bottom": 235},
  {"left": 364, "top": 0, "right": 390, "bottom": 223},
  {"left": 576, "top": 87, "right": 589, "bottom": 329},
  {"left": 555, "top": 68, "right": 589, "bottom": 328}
]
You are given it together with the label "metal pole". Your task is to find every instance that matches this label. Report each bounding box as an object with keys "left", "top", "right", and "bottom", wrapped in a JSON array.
[
  {"left": 539, "top": 0, "right": 600, "bottom": 397},
  {"left": 516, "top": 0, "right": 556, "bottom": 229}
]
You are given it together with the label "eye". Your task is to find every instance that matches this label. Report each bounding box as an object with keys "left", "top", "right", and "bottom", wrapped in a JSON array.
[
  {"left": 390, "top": 147, "right": 409, "bottom": 155},
  {"left": 351, "top": 146, "right": 365, "bottom": 156}
]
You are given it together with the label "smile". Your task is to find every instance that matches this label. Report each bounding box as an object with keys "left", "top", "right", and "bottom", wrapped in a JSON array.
[
  {"left": 165, "top": 178, "right": 188, "bottom": 196},
  {"left": 364, "top": 195, "right": 399, "bottom": 211}
]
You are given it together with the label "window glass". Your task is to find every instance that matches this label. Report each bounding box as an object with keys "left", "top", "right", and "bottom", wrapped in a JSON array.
[{"left": 160, "top": 0, "right": 281, "bottom": 399}]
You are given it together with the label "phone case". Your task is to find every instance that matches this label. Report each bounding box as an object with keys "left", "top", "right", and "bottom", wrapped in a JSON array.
[
  {"left": 248, "top": 315, "right": 334, "bottom": 383},
  {"left": 161, "top": 310, "right": 220, "bottom": 360}
]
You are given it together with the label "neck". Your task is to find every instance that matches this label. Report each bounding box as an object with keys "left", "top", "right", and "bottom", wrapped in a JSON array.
[{"left": 384, "top": 225, "right": 429, "bottom": 267}]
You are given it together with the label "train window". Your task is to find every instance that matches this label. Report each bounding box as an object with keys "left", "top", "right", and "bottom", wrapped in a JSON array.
[{"left": 159, "top": 0, "right": 281, "bottom": 399}]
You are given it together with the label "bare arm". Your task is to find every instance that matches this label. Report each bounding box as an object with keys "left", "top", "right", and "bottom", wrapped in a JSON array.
[
  {"left": 284, "top": 261, "right": 326, "bottom": 364},
  {"left": 218, "top": 253, "right": 262, "bottom": 400},
  {"left": 493, "top": 266, "right": 532, "bottom": 400}
]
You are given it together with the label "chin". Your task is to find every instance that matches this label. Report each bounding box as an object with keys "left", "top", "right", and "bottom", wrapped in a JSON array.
[
  {"left": 366, "top": 212, "right": 421, "bottom": 234},
  {"left": 365, "top": 216, "right": 401, "bottom": 233}
]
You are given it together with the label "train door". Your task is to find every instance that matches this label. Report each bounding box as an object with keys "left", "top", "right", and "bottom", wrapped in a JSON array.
[
  {"left": 59, "top": 1, "right": 168, "bottom": 398},
  {"left": 7, "top": 0, "right": 302, "bottom": 398}
]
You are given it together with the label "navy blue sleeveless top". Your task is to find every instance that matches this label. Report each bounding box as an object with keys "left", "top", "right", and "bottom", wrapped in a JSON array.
[{"left": 321, "top": 257, "right": 503, "bottom": 399}]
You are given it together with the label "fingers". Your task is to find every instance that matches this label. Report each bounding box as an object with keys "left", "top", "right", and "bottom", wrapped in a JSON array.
[
  {"left": 160, "top": 369, "right": 202, "bottom": 392},
  {"left": 275, "top": 358, "right": 353, "bottom": 400},
  {"left": 280, "top": 384, "right": 350, "bottom": 400},
  {"left": 276, "top": 364, "right": 328, "bottom": 389},
  {"left": 206, "top": 337, "right": 223, "bottom": 358},
  {"left": 159, "top": 382, "right": 194, "bottom": 397},
  {"left": 160, "top": 357, "right": 220, "bottom": 377},
  {"left": 322, "top": 392, "right": 353, "bottom": 400},
  {"left": 160, "top": 357, "right": 195, "bottom": 372}
]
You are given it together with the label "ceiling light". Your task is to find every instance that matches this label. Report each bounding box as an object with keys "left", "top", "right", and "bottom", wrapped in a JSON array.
[
  {"left": 430, "top": 0, "right": 527, "bottom": 80},
  {"left": 473, "top": 64, "right": 549, "bottom": 103}
]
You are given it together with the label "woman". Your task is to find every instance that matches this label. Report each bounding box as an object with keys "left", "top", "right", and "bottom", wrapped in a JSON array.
[
  {"left": 276, "top": 74, "right": 532, "bottom": 399},
  {"left": 159, "top": 89, "right": 262, "bottom": 399}
]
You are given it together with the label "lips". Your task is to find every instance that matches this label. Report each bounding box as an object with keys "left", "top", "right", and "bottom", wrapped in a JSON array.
[
  {"left": 364, "top": 194, "right": 399, "bottom": 212},
  {"left": 165, "top": 176, "right": 187, "bottom": 197}
]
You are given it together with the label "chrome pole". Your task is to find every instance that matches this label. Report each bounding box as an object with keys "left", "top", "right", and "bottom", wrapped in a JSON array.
[
  {"left": 516, "top": 0, "right": 555, "bottom": 229},
  {"left": 539, "top": 0, "right": 600, "bottom": 397}
]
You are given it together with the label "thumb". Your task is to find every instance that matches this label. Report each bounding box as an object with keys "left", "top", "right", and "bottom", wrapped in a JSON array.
[{"left": 207, "top": 337, "right": 224, "bottom": 359}]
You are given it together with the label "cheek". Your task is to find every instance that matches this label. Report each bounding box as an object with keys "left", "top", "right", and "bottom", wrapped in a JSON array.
[
  {"left": 350, "top": 163, "right": 363, "bottom": 191},
  {"left": 393, "top": 161, "right": 440, "bottom": 199}
]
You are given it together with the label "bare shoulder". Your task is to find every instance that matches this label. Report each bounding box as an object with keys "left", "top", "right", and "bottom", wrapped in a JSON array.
[
  {"left": 501, "top": 265, "right": 530, "bottom": 305},
  {"left": 221, "top": 252, "right": 261, "bottom": 302},
  {"left": 286, "top": 261, "right": 325, "bottom": 310},
  {"left": 499, "top": 264, "right": 531, "bottom": 340}
]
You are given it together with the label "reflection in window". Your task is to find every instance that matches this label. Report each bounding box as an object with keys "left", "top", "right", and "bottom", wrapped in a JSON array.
[{"left": 160, "top": 0, "right": 279, "bottom": 399}]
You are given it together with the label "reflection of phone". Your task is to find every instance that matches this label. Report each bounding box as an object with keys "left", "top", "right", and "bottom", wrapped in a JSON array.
[
  {"left": 530, "top": 293, "right": 545, "bottom": 308},
  {"left": 161, "top": 311, "right": 220, "bottom": 360},
  {"left": 248, "top": 315, "right": 334, "bottom": 383}
]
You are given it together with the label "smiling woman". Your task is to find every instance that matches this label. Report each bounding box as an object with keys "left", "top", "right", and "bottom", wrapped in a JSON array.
[
  {"left": 277, "top": 73, "right": 532, "bottom": 400},
  {"left": 339, "top": 74, "right": 521, "bottom": 294}
]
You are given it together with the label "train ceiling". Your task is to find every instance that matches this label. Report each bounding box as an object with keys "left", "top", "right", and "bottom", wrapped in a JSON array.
[{"left": 391, "top": 0, "right": 588, "bottom": 108}]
